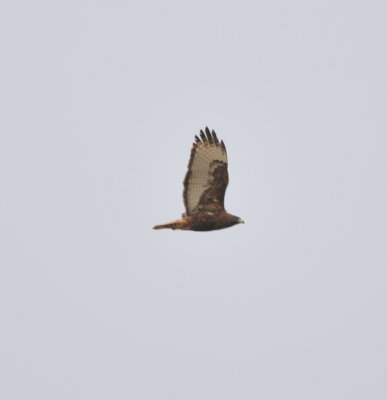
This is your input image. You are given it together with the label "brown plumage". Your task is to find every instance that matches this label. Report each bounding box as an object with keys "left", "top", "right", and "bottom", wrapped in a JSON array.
[{"left": 153, "top": 127, "right": 244, "bottom": 231}]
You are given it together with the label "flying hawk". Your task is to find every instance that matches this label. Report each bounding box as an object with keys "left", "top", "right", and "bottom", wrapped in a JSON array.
[{"left": 153, "top": 127, "right": 244, "bottom": 231}]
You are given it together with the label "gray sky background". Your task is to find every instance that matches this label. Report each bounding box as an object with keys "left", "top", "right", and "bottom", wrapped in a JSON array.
[{"left": 1, "top": 1, "right": 386, "bottom": 399}]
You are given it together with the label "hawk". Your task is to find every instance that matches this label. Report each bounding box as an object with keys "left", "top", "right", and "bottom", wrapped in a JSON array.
[{"left": 153, "top": 127, "right": 244, "bottom": 231}]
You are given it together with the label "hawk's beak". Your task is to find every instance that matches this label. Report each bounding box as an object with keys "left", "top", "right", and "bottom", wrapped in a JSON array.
[{"left": 238, "top": 218, "right": 245, "bottom": 224}]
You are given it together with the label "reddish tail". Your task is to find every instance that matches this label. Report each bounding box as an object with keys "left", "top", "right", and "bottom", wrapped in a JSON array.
[
  {"left": 153, "top": 223, "right": 173, "bottom": 230},
  {"left": 153, "top": 219, "right": 188, "bottom": 230}
]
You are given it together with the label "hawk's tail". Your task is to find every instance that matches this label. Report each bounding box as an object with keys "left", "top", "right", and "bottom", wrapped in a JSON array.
[
  {"left": 153, "top": 223, "right": 171, "bottom": 230},
  {"left": 152, "top": 219, "right": 188, "bottom": 230}
]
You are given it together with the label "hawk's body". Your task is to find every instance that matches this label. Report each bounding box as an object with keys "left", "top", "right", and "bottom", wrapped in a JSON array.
[{"left": 153, "top": 128, "right": 244, "bottom": 231}]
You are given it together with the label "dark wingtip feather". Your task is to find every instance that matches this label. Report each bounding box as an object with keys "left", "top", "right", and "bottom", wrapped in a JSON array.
[
  {"left": 195, "top": 135, "right": 201, "bottom": 143},
  {"left": 200, "top": 130, "right": 206, "bottom": 142},
  {"left": 206, "top": 127, "right": 214, "bottom": 144},
  {"left": 212, "top": 130, "right": 219, "bottom": 144},
  {"left": 205, "top": 127, "right": 213, "bottom": 143},
  {"left": 221, "top": 140, "right": 226, "bottom": 152}
]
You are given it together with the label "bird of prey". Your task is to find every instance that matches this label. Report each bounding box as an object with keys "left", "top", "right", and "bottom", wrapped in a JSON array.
[{"left": 153, "top": 127, "right": 244, "bottom": 231}]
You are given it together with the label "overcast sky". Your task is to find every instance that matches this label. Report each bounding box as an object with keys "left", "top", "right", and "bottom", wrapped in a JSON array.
[{"left": 1, "top": 1, "right": 386, "bottom": 399}]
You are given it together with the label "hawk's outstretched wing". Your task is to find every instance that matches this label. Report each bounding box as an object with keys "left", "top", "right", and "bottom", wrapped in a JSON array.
[{"left": 183, "top": 127, "right": 228, "bottom": 216}]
